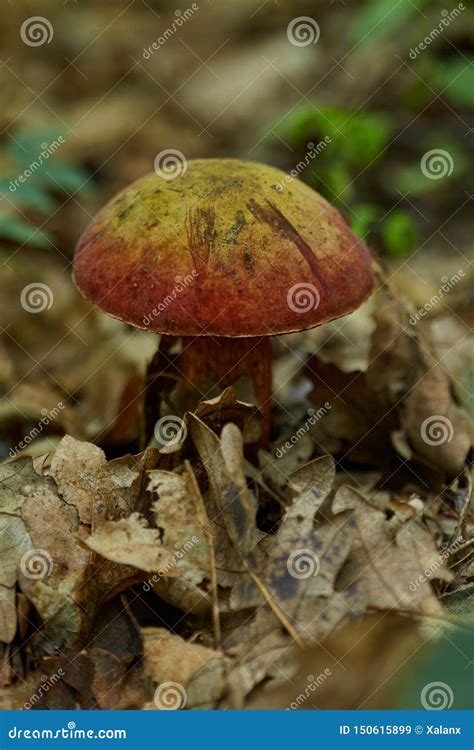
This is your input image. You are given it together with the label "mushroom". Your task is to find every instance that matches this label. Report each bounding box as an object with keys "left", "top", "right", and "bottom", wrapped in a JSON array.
[{"left": 73, "top": 158, "right": 374, "bottom": 445}]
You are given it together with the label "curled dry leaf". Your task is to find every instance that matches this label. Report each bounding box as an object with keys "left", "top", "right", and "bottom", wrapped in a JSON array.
[
  {"left": 333, "top": 485, "right": 453, "bottom": 616},
  {"left": 0, "top": 436, "right": 157, "bottom": 648},
  {"left": 190, "top": 415, "right": 259, "bottom": 555},
  {"left": 258, "top": 433, "right": 315, "bottom": 490},
  {"left": 306, "top": 292, "right": 472, "bottom": 476},
  {"left": 86, "top": 464, "right": 218, "bottom": 615},
  {"left": 148, "top": 469, "right": 211, "bottom": 576},
  {"left": 229, "top": 454, "right": 359, "bottom": 642},
  {"left": 193, "top": 387, "right": 262, "bottom": 444},
  {"left": 85, "top": 514, "right": 176, "bottom": 573},
  {"left": 369, "top": 299, "right": 472, "bottom": 476},
  {"left": 142, "top": 627, "right": 222, "bottom": 691},
  {"left": 246, "top": 613, "right": 423, "bottom": 710},
  {"left": 0, "top": 459, "right": 41, "bottom": 643}
]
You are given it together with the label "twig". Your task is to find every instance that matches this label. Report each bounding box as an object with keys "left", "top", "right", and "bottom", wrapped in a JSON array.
[
  {"left": 184, "top": 461, "right": 221, "bottom": 649},
  {"left": 242, "top": 560, "right": 304, "bottom": 649}
]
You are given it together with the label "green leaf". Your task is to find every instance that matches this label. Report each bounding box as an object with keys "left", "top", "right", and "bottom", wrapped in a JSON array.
[
  {"left": 350, "top": 202, "right": 381, "bottom": 240},
  {"left": 43, "top": 162, "right": 89, "bottom": 192},
  {"left": 306, "top": 160, "right": 354, "bottom": 203},
  {"left": 382, "top": 210, "right": 420, "bottom": 257},
  {"left": 394, "top": 137, "right": 468, "bottom": 197},
  {"left": 341, "top": 111, "right": 393, "bottom": 166},
  {"left": 428, "top": 57, "right": 474, "bottom": 109},
  {"left": 349, "top": 0, "right": 429, "bottom": 48},
  {"left": 7, "top": 182, "right": 56, "bottom": 213},
  {"left": 0, "top": 214, "right": 54, "bottom": 248}
]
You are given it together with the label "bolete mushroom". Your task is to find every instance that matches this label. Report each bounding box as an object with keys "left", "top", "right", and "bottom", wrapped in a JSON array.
[{"left": 73, "top": 158, "right": 373, "bottom": 444}]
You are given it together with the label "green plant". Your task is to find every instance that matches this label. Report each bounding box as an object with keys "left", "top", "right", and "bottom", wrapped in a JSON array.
[
  {"left": 266, "top": 95, "right": 468, "bottom": 256},
  {"left": 264, "top": 0, "right": 472, "bottom": 258},
  {"left": 0, "top": 128, "right": 89, "bottom": 249}
]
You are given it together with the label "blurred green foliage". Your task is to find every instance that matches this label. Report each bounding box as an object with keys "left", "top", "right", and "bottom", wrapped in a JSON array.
[
  {"left": 0, "top": 128, "right": 89, "bottom": 250},
  {"left": 349, "top": 0, "right": 431, "bottom": 48},
  {"left": 267, "top": 0, "right": 472, "bottom": 257}
]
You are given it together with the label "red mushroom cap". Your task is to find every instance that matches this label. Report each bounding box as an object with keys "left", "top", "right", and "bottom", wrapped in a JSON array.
[{"left": 73, "top": 158, "right": 374, "bottom": 336}]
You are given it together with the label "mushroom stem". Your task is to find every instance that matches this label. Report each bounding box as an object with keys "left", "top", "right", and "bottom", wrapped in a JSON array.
[{"left": 179, "top": 336, "right": 272, "bottom": 444}]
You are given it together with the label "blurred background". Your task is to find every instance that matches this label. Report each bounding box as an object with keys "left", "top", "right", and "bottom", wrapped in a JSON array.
[
  {"left": 0, "top": 0, "right": 472, "bottom": 712},
  {"left": 1, "top": 0, "right": 472, "bottom": 460}
]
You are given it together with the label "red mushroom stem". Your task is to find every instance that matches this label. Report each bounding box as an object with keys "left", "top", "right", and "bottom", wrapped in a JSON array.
[{"left": 177, "top": 336, "right": 272, "bottom": 444}]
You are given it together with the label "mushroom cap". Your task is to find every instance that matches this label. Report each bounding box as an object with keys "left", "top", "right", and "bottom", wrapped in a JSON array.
[{"left": 73, "top": 158, "right": 373, "bottom": 337}]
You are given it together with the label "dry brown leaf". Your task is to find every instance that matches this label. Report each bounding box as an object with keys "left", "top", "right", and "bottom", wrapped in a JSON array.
[
  {"left": 0, "top": 437, "right": 157, "bottom": 648},
  {"left": 333, "top": 485, "right": 452, "bottom": 616},
  {"left": 142, "top": 627, "right": 220, "bottom": 688},
  {"left": 306, "top": 293, "right": 472, "bottom": 477},
  {"left": 148, "top": 470, "right": 210, "bottom": 575},
  {"left": 190, "top": 415, "right": 259, "bottom": 555},
  {"left": 0, "top": 458, "right": 55, "bottom": 643},
  {"left": 246, "top": 613, "right": 423, "bottom": 710},
  {"left": 85, "top": 514, "right": 173, "bottom": 573}
]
